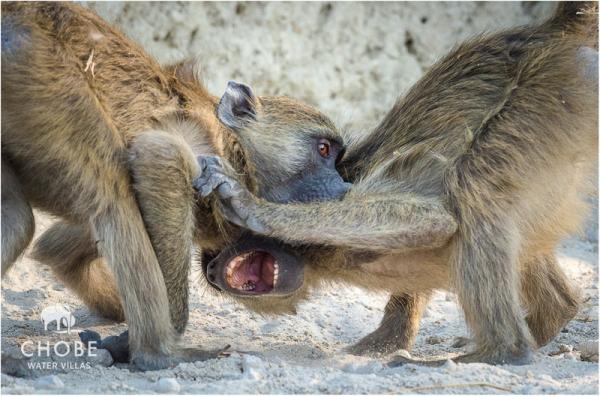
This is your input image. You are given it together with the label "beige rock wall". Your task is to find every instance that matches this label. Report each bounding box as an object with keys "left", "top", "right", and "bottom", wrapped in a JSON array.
[{"left": 86, "top": 1, "right": 554, "bottom": 130}]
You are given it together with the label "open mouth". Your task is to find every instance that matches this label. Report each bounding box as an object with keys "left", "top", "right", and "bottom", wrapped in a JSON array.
[
  {"left": 204, "top": 234, "right": 304, "bottom": 297},
  {"left": 225, "top": 250, "right": 278, "bottom": 293}
]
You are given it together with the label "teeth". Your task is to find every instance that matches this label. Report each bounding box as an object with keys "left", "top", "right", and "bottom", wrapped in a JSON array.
[
  {"left": 242, "top": 281, "right": 256, "bottom": 291},
  {"left": 273, "top": 263, "right": 279, "bottom": 286}
]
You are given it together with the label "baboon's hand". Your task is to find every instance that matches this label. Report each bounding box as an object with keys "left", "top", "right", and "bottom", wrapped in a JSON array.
[{"left": 193, "top": 155, "right": 270, "bottom": 234}]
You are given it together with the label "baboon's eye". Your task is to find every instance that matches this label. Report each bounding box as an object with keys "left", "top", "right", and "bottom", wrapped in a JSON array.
[{"left": 318, "top": 139, "right": 331, "bottom": 158}]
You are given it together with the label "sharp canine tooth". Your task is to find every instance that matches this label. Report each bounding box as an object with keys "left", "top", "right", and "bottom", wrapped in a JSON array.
[{"left": 273, "top": 263, "right": 279, "bottom": 286}]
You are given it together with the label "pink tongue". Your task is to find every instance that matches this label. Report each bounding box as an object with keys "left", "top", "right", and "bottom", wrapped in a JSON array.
[{"left": 248, "top": 254, "right": 262, "bottom": 279}]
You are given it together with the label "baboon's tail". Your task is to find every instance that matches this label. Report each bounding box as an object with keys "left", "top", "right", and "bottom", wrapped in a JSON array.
[{"left": 549, "top": 1, "right": 598, "bottom": 47}]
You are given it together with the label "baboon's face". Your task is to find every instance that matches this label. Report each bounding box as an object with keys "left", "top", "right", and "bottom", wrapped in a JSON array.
[
  {"left": 201, "top": 82, "right": 349, "bottom": 301},
  {"left": 217, "top": 82, "right": 351, "bottom": 204}
]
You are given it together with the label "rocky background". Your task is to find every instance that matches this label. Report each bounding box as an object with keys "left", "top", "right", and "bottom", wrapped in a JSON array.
[{"left": 87, "top": 1, "right": 554, "bottom": 131}]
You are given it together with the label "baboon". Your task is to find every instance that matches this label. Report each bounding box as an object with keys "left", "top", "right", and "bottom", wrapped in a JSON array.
[
  {"left": 1, "top": 2, "right": 348, "bottom": 370},
  {"left": 196, "top": 2, "right": 598, "bottom": 365}
]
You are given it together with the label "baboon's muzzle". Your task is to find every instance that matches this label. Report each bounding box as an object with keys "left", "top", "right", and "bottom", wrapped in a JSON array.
[{"left": 203, "top": 234, "right": 304, "bottom": 297}]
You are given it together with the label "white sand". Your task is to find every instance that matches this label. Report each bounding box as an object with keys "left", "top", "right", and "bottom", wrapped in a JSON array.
[{"left": 1, "top": 213, "right": 598, "bottom": 394}]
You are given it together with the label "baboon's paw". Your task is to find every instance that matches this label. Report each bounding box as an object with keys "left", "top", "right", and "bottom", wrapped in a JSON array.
[
  {"left": 453, "top": 347, "right": 534, "bottom": 365},
  {"left": 194, "top": 156, "right": 238, "bottom": 198},
  {"left": 194, "top": 155, "right": 270, "bottom": 234},
  {"left": 131, "top": 344, "right": 231, "bottom": 371},
  {"left": 346, "top": 333, "right": 405, "bottom": 357}
]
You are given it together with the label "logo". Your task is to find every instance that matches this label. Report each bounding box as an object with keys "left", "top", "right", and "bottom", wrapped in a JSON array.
[
  {"left": 40, "top": 304, "right": 76, "bottom": 333},
  {"left": 17, "top": 304, "right": 98, "bottom": 371}
]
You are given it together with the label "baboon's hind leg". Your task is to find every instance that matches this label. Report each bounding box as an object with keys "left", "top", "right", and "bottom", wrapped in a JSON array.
[
  {"left": 348, "top": 292, "right": 430, "bottom": 356},
  {"left": 1, "top": 159, "right": 35, "bottom": 276},
  {"left": 129, "top": 130, "right": 200, "bottom": 335},
  {"left": 520, "top": 254, "right": 580, "bottom": 347},
  {"left": 32, "top": 221, "right": 125, "bottom": 322}
]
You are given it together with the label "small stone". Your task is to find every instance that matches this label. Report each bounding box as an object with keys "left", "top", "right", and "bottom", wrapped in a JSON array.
[
  {"left": 241, "top": 354, "right": 264, "bottom": 380},
  {"left": 561, "top": 328, "right": 569, "bottom": 333},
  {"left": 538, "top": 374, "right": 560, "bottom": 387},
  {"left": 563, "top": 351, "right": 579, "bottom": 361},
  {"left": 88, "top": 348, "right": 114, "bottom": 367},
  {"left": 34, "top": 375, "right": 64, "bottom": 390},
  {"left": 156, "top": 378, "right": 181, "bottom": 393},
  {"left": 576, "top": 341, "right": 599, "bottom": 363},
  {"left": 426, "top": 336, "right": 443, "bottom": 345},
  {"left": 442, "top": 359, "right": 457, "bottom": 371},
  {"left": 558, "top": 344, "right": 573, "bottom": 353},
  {"left": 341, "top": 361, "right": 383, "bottom": 374},
  {"left": 1, "top": 373, "right": 15, "bottom": 385}
]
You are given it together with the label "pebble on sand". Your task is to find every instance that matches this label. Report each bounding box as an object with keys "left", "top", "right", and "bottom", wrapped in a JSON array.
[
  {"left": 155, "top": 378, "right": 181, "bottom": 393},
  {"left": 34, "top": 375, "right": 64, "bottom": 390},
  {"left": 576, "top": 341, "right": 599, "bottom": 363}
]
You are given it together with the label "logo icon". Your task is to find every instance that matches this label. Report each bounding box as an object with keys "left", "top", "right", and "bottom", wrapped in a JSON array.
[{"left": 40, "top": 304, "right": 76, "bottom": 333}]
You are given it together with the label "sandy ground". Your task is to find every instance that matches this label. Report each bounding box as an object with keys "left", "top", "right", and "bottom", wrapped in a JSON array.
[{"left": 1, "top": 212, "right": 598, "bottom": 394}]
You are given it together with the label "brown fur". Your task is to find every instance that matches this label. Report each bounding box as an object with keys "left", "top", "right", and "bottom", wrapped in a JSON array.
[
  {"left": 208, "top": 2, "right": 598, "bottom": 364},
  {"left": 1, "top": 1, "right": 343, "bottom": 369}
]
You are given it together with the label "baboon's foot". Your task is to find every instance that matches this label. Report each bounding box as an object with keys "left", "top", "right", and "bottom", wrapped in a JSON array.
[
  {"left": 451, "top": 346, "right": 533, "bottom": 365},
  {"left": 132, "top": 345, "right": 231, "bottom": 371},
  {"left": 346, "top": 331, "right": 408, "bottom": 357},
  {"left": 388, "top": 346, "right": 533, "bottom": 367},
  {"left": 80, "top": 329, "right": 230, "bottom": 370}
]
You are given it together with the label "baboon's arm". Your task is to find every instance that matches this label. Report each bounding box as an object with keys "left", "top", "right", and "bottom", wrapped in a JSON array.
[
  {"left": 256, "top": 194, "right": 456, "bottom": 252},
  {"left": 195, "top": 156, "right": 457, "bottom": 252}
]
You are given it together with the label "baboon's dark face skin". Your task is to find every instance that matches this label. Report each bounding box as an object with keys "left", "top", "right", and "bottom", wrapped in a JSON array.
[
  {"left": 260, "top": 138, "right": 350, "bottom": 204},
  {"left": 203, "top": 234, "right": 304, "bottom": 297}
]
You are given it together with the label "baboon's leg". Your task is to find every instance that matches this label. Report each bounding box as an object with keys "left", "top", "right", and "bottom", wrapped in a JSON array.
[
  {"left": 32, "top": 221, "right": 124, "bottom": 322},
  {"left": 1, "top": 159, "right": 35, "bottom": 276},
  {"left": 348, "top": 292, "right": 430, "bottom": 356},
  {"left": 92, "top": 195, "right": 178, "bottom": 370},
  {"left": 449, "top": 215, "right": 534, "bottom": 364},
  {"left": 520, "top": 254, "right": 580, "bottom": 346},
  {"left": 129, "top": 130, "right": 199, "bottom": 334},
  {"left": 389, "top": 216, "right": 534, "bottom": 368},
  {"left": 93, "top": 181, "right": 224, "bottom": 370}
]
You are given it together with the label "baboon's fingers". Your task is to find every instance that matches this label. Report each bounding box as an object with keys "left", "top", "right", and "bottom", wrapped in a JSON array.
[
  {"left": 216, "top": 199, "right": 271, "bottom": 234},
  {"left": 194, "top": 155, "right": 271, "bottom": 233},
  {"left": 194, "top": 156, "right": 242, "bottom": 198}
]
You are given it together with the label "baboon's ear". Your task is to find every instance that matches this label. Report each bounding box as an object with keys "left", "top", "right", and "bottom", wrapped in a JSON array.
[{"left": 217, "top": 81, "right": 257, "bottom": 130}]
